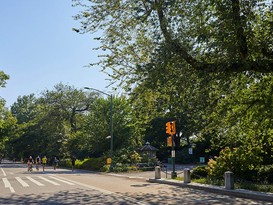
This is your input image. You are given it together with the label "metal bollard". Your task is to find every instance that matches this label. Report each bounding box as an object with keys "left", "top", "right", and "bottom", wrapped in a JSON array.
[
  {"left": 184, "top": 168, "right": 191, "bottom": 183},
  {"left": 225, "top": 171, "right": 234, "bottom": 190},
  {"left": 155, "top": 166, "right": 161, "bottom": 179}
]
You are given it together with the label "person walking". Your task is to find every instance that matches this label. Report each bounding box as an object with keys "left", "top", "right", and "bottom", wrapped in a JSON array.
[
  {"left": 53, "top": 157, "right": 59, "bottom": 170},
  {"left": 42, "top": 156, "right": 47, "bottom": 172}
]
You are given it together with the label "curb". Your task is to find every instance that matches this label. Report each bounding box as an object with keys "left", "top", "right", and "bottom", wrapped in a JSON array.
[{"left": 147, "top": 178, "right": 273, "bottom": 203}]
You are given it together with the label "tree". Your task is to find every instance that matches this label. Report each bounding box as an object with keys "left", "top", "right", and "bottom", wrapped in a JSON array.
[
  {"left": 0, "top": 70, "right": 9, "bottom": 88},
  {"left": 80, "top": 93, "right": 134, "bottom": 158},
  {"left": 0, "top": 104, "right": 17, "bottom": 158},
  {"left": 207, "top": 74, "right": 273, "bottom": 165},
  {"left": 73, "top": 0, "right": 273, "bottom": 91}
]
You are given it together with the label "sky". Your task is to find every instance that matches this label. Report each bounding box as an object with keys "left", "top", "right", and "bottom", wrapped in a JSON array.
[{"left": 0, "top": 1, "right": 112, "bottom": 108}]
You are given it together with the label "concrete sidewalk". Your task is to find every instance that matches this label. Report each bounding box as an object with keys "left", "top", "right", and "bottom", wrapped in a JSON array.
[
  {"left": 147, "top": 177, "right": 273, "bottom": 203},
  {"left": 107, "top": 164, "right": 273, "bottom": 203}
]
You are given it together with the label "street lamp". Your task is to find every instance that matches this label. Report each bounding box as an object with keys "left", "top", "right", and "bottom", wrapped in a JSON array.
[{"left": 84, "top": 87, "right": 113, "bottom": 171}]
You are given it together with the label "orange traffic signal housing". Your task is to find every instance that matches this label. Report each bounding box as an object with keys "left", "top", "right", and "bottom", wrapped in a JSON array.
[
  {"left": 166, "top": 122, "right": 171, "bottom": 134},
  {"left": 167, "top": 136, "right": 172, "bottom": 147},
  {"left": 170, "top": 121, "right": 176, "bottom": 134},
  {"left": 166, "top": 121, "right": 176, "bottom": 135}
]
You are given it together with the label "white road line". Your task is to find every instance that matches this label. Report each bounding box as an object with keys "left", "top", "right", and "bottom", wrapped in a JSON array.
[
  {"left": 15, "top": 177, "right": 29, "bottom": 187},
  {"left": 26, "top": 176, "right": 45, "bottom": 186},
  {"left": 1, "top": 167, "right": 6, "bottom": 176},
  {"left": 2, "top": 178, "right": 15, "bottom": 193},
  {"left": 38, "top": 176, "right": 60, "bottom": 186},
  {"left": 48, "top": 176, "right": 75, "bottom": 185},
  {"left": 51, "top": 175, "right": 150, "bottom": 205}
]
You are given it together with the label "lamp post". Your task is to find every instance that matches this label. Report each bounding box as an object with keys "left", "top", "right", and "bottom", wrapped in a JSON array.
[{"left": 84, "top": 87, "right": 113, "bottom": 171}]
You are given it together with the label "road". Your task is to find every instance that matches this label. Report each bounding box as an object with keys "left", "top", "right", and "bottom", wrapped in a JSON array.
[{"left": 0, "top": 162, "right": 272, "bottom": 204}]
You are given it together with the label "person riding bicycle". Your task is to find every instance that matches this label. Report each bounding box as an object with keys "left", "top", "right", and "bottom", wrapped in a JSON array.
[
  {"left": 27, "top": 156, "right": 34, "bottom": 172},
  {"left": 36, "top": 155, "right": 41, "bottom": 171}
]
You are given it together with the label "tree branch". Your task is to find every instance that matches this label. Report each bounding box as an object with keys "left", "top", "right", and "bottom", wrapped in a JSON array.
[
  {"left": 155, "top": 0, "right": 200, "bottom": 69},
  {"left": 231, "top": 0, "right": 248, "bottom": 60}
]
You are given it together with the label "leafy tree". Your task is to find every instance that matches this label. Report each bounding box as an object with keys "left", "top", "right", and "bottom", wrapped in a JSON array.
[
  {"left": 80, "top": 94, "right": 134, "bottom": 158},
  {"left": 0, "top": 105, "right": 17, "bottom": 158},
  {"left": 73, "top": 0, "right": 273, "bottom": 90},
  {"left": 208, "top": 74, "right": 273, "bottom": 165},
  {"left": 0, "top": 70, "right": 9, "bottom": 88}
]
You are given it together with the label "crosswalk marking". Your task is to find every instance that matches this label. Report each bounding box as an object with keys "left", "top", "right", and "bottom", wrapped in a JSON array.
[
  {"left": 15, "top": 177, "right": 29, "bottom": 187},
  {"left": 1, "top": 175, "right": 76, "bottom": 193},
  {"left": 48, "top": 176, "right": 75, "bottom": 185},
  {"left": 26, "top": 176, "right": 45, "bottom": 186},
  {"left": 3, "top": 178, "right": 15, "bottom": 193},
  {"left": 1, "top": 167, "right": 6, "bottom": 176},
  {"left": 38, "top": 176, "right": 60, "bottom": 186}
]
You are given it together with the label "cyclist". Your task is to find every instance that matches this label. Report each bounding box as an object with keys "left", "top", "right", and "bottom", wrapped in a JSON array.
[
  {"left": 36, "top": 155, "right": 41, "bottom": 171},
  {"left": 27, "top": 156, "right": 34, "bottom": 172}
]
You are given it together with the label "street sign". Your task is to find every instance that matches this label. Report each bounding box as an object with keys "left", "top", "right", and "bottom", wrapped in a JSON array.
[
  {"left": 106, "top": 158, "right": 112, "bottom": 165},
  {"left": 189, "top": 148, "right": 193, "bottom": 155}
]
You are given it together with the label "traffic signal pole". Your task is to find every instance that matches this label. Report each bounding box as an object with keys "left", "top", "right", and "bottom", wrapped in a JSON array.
[
  {"left": 171, "top": 133, "right": 177, "bottom": 179},
  {"left": 166, "top": 121, "right": 177, "bottom": 179}
]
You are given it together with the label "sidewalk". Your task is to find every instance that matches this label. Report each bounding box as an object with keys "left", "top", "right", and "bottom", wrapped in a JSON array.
[
  {"left": 148, "top": 178, "right": 273, "bottom": 203},
  {"left": 107, "top": 164, "right": 273, "bottom": 203}
]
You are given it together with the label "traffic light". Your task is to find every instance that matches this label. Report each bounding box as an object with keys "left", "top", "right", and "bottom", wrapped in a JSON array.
[
  {"left": 170, "top": 121, "right": 176, "bottom": 134},
  {"left": 166, "top": 121, "right": 176, "bottom": 135},
  {"left": 166, "top": 122, "right": 171, "bottom": 134}
]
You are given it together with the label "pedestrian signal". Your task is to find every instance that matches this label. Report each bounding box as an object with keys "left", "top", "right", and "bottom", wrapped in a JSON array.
[{"left": 167, "top": 136, "right": 172, "bottom": 147}]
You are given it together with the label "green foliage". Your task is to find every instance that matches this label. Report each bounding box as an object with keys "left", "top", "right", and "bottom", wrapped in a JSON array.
[
  {"left": 113, "top": 148, "right": 142, "bottom": 165},
  {"left": 113, "top": 163, "right": 129, "bottom": 172},
  {"left": 207, "top": 147, "right": 261, "bottom": 180},
  {"left": 257, "top": 165, "right": 273, "bottom": 183},
  {"left": 100, "top": 165, "right": 110, "bottom": 172},
  {"left": 235, "top": 182, "right": 273, "bottom": 193},
  {"left": 191, "top": 166, "right": 208, "bottom": 179},
  {"left": 79, "top": 158, "right": 104, "bottom": 171},
  {"left": 0, "top": 70, "right": 9, "bottom": 88}
]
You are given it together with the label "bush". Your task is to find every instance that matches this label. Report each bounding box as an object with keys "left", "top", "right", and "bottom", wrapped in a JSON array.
[
  {"left": 257, "top": 165, "right": 273, "bottom": 183},
  {"left": 191, "top": 166, "right": 208, "bottom": 179},
  {"left": 113, "top": 149, "right": 142, "bottom": 165},
  {"left": 81, "top": 158, "right": 104, "bottom": 171},
  {"left": 207, "top": 147, "right": 261, "bottom": 181},
  {"left": 100, "top": 165, "right": 110, "bottom": 172},
  {"left": 113, "top": 163, "right": 129, "bottom": 172},
  {"left": 59, "top": 159, "right": 71, "bottom": 167}
]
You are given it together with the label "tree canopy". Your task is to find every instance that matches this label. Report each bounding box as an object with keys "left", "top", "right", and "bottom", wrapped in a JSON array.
[{"left": 73, "top": 0, "right": 273, "bottom": 89}]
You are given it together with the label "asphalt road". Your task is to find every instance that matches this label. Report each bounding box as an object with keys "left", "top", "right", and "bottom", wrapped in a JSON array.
[{"left": 0, "top": 163, "right": 272, "bottom": 204}]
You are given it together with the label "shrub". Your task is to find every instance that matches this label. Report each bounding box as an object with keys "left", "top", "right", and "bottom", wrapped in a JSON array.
[
  {"left": 257, "top": 165, "right": 273, "bottom": 183},
  {"left": 191, "top": 166, "right": 208, "bottom": 179},
  {"left": 81, "top": 158, "right": 104, "bottom": 171},
  {"left": 113, "top": 148, "right": 142, "bottom": 165},
  {"left": 113, "top": 163, "right": 129, "bottom": 172},
  {"left": 59, "top": 159, "right": 71, "bottom": 167},
  {"left": 100, "top": 165, "right": 110, "bottom": 172},
  {"left": 207, "top": 147, "right": 261, "bottom": 181}
]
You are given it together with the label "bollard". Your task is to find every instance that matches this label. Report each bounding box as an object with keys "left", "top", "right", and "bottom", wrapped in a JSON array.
[
  {"left": 225, "top": 171, "right": 234, "bottom": 190},
  {"left": 155, "top": 166, "right": 161, "bottom": 179},
  {"left": 184, "top": 168, "right": 191, "bottom": 183}
]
